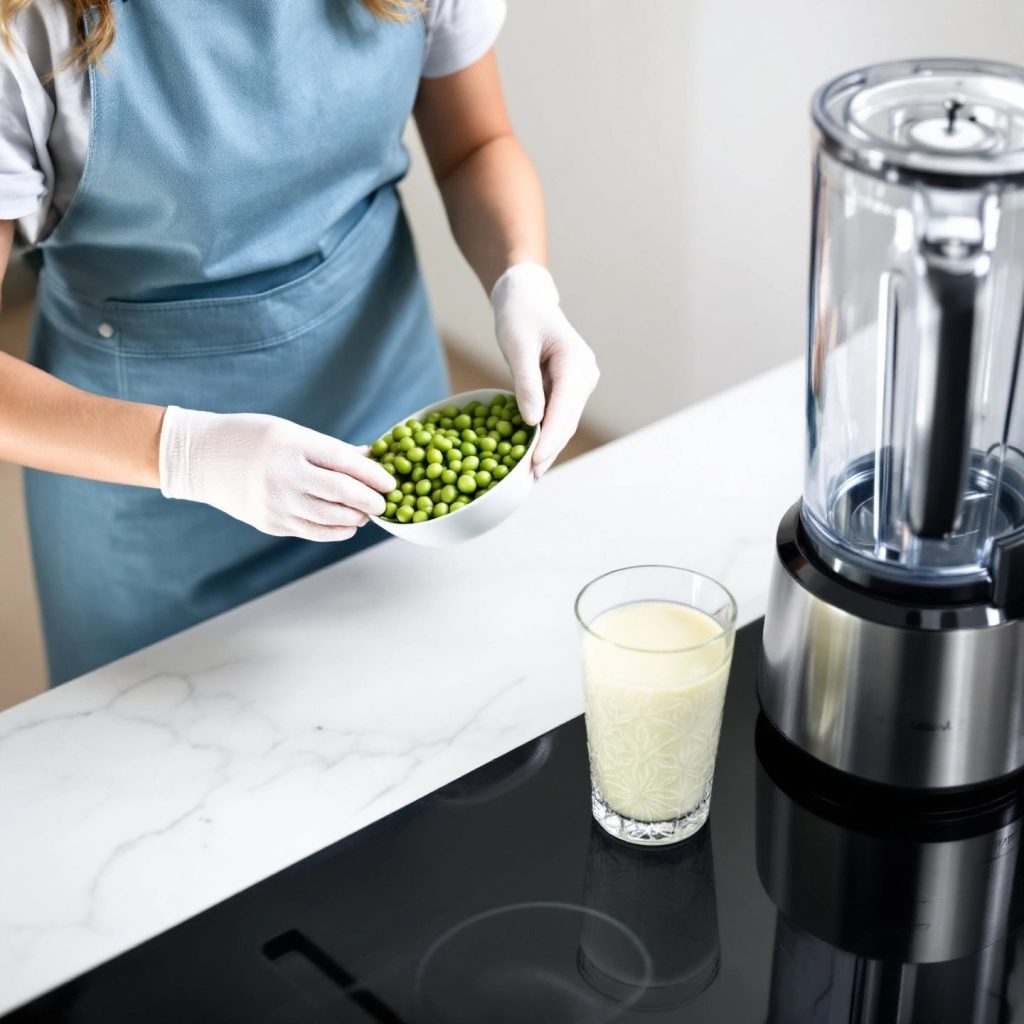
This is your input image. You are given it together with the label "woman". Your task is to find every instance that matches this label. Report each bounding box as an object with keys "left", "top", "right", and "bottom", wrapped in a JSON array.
[{"left": 0, "top": 0, "right": 598, "bottom": 684}]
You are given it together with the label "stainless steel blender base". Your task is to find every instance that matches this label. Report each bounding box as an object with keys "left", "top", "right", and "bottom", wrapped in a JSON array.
[{"left": 759, "top": 504, "right": 1024, "bottom": 789}]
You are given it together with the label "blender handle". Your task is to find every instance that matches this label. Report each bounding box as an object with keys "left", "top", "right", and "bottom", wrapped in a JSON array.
[{"left": 907, "top": 257, "right": 979, "bottom": 539}]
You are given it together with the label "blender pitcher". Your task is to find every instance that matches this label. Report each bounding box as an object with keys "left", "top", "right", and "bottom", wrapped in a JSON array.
[{"left": 760, "top": 59, "right": 1024, "bottom": 790}]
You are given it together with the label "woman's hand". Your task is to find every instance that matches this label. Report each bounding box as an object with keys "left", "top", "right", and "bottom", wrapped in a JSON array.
[
  {"left": 159, "top": 407, "right": 396, "bottom": 542},
  {"left": 415, "top": 56, "right": 599, "bottom": 475},
  {"left": 491, "top": 263, "right": 599, "bottom": 478}
]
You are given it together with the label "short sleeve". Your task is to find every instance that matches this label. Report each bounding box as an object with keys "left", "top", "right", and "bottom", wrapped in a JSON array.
[
  {"left": 0, "top": 59, "right": 47, "bottom": 222},
  {"left": 422, "top": 0, "right": 507, "bottom": 79}
]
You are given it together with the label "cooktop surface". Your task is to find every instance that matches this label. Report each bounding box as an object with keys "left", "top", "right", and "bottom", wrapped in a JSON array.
[{"left": 8, "top": 621, "right": 1024, "bottom": 1023}]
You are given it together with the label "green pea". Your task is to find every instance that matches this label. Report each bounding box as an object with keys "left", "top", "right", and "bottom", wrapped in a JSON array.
[
  {"left": 406, "top": 419, "right": 423, "bottom": 430},
  {"left": 440, "top": 484, "right": 457, "bottom": 503},
  {"left": 415, "top": 479, "right": 432, "bottom": 495},
  {"left": 396, "top": 505, "right": 414, "bottom": 523},
  {"left": 493, "top": 464, "right": 509, "bottom": 480},
  {"left": 425, "top": 462, "right": 444, "bottom": 479},
  {"left": 478, "top": 437, "right": 497, "bottom": 453},
  {"left": 496, "top": 421, "right": 514, "bottom": 438},
  {"left": 446, "top": 448, "right": 462, "bottom": 464},
  {"left": 431, "top": 488, "right": 443, "bottom": 502},
  {"left": 446, "top": 429, "right": 461, "bottom": 439},
  {"left": 393, "top": 425, "right": 412, "bottom": 441},
  {"left": 449, "top": 459, "right": 462, "bottom": 474},
  {"left": 433, "top": 435, "right": 453, "bottom": 452},
  {"left": 408, "top": 446, "right": 426, "bottom": 463},
  {"left": 461, "top": 429, "right": 477, "bottom": 443},
  {"left": 401, "top": 493, "right": 417, "bottom": 507},
  {"left": 502, "top": 455, "right": 515, "bottom": 467},
  {"left": 401, "top": 481, "right": 415, "bottom": 495},
  {"left": 441, "top": 469, "right": 458, "bottom": 485},
  {"left": 450, "top": 500, "right": 467, "bottom": 512},
  {"left": 426, "top": 448, "right": 444, "bottom": 464},
  {"left": 414, "top": 430, "right": 432, "bottom": 446},
  {"left": 411, "top": 465, "right": 425, "bottom": 481},
  {"left": 425, "top": 412, "right": 441, "bottom": 424},
  {"left": 512, "top": 414, "right": 523, "bottom": 427},
  {"left": 440, "top": 417, "right": 454, "bottom": 428},
  {"left": 462, "top": 455, "right": 480, "bottom": 472},
  {"left": 442, "top": 405, "right": 460, "bottom": 418},
  {"left": 397, "top": 436, "right": 415, "bottom": 452},
  {"left": 412, "top": 510, "right": 429, "bottom": 523},
  {"left": 394, "top": 456, "right": 413, "bottom": 475},
  {"left": 497, "top": 441, "right": 512, "bottom": 455},
  {"left": 460, "top": 443, "right": 477, "bottom": 457},
  {"left": 480, "top": 457, "right": 498, "bottom": 473},
  {"left": 457, "top": 475, "right": 477, "bottom": 494},
  {"left": 384, "top": 501, "right": 398, "bottom": 517},
  {"left": 510, "top": 444, "right": 527, "bottom": 461},
  {"left": 381, "top": 462, "right": 396, "bottom": 476},
  {"left": 510, "top": 430, "right": 528, "bottom": 446},
  {"left": 485, "top": 416, "right": 498, "bottom": 429},
  {"left": 454, "top": 414, "right": 472, "bottom": 429},
  {"left": 475, "top": 470, "right": 492, "bottom": 487},
  {"left": 371, "top": 438, "right": 389, "bottom": 457},
  {"left": 387, "top": 489, "right": 403, "bottom": 503},
  {"left": 416, "top": 496, "right": 433, "bottom": 512},
  {"left": 432, "top": 502, "right": 450, "bottom": 518}
]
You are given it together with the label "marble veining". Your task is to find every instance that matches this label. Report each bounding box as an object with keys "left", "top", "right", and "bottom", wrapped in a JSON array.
[{"left": 0, "top": 359, "right": 803, "bottom": 1014}]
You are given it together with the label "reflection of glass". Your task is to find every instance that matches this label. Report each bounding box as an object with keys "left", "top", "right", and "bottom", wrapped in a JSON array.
[
  {"left": 575, "top": 566, "right": 737, "bottom": 845},
  {"left": 578, "top": 822, "right": 720, "bottom": 1009}
]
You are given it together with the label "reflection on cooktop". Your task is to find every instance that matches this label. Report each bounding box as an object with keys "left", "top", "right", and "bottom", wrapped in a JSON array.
[
  {"left": 756, "top": 713, "right": 1024, "bottom": 1023},
  {"left": 415, "top": 901, "right": 650, "bottom": 1023},
  {"left": 10, "top": 622, "right": 1024, "bottom": 1024},
  {"left": 580, "top": 823, "right": 719, "bottom": 1009},
  {"left": 430, "top": 734, "right": 555, "bottom": 805}
]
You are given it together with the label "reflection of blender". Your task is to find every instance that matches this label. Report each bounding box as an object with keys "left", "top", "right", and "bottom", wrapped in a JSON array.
[
  {"left": 756, "top": 716, "right": 1024, "bottom": 1022},
  {"left": 761, "top": 59, "right": 1024, "bottom": 790},
  {"left": 578, "top": 823, "right": 720, "bottom": 1009}
]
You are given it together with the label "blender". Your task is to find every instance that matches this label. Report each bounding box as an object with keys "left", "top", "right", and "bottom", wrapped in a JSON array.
[{"left": 760, "top": 59, "right": 1024, "bottom": 789}]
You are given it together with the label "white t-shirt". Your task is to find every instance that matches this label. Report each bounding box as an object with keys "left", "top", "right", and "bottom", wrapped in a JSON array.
[{"left": 0, "top": 0, "right": 505, "bottom": 246}]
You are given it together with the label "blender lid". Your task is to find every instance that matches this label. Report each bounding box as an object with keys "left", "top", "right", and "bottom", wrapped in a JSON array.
[{"left": 814, "top": 58, "right": 1024, "bottom": 183}]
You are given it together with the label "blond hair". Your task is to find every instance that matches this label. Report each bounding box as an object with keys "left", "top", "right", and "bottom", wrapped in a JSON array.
[{"left": 1, "top": 0, "right": 417, "bottom": 69}]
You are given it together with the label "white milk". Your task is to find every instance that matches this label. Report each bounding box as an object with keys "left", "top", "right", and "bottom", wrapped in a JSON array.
[{"left": 582, "top": 601, "right": 732, "bottom": 823}]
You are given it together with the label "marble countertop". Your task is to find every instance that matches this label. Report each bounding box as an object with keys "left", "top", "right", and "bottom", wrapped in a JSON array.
[{"left": 0, "top": 359, "right": 803, "bottom": 1016}]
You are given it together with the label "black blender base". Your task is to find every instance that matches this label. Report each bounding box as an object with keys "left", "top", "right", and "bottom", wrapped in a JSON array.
[{"left": 754, "top": 711, "right": 1024, "bottom": 826}]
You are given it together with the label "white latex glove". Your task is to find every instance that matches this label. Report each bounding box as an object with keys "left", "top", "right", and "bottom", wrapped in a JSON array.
[
  {"left": 159, "top": 406, "right": 396, "bottom": 542},
  {"left": 491, "top": 262, "right": 599, "bottom": 478}
]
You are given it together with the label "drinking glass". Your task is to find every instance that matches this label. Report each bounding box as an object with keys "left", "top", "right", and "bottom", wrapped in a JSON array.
[{"left": 575, "top": 566, "right": 737, "bottom": 845}]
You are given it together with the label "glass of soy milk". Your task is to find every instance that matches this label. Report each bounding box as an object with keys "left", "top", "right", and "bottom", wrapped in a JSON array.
[{"left": 576, "top": 566, "right": 737, "bottom": 846}]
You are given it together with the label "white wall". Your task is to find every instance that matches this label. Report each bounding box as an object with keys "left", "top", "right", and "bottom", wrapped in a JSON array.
[{"left": 401, "top": 0, "right": 1024, "bottom": 437}]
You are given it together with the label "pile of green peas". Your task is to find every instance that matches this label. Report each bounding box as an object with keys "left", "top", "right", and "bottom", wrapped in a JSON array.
[{"left": 369, "top": 394, "right": 534, "bottom": 523}]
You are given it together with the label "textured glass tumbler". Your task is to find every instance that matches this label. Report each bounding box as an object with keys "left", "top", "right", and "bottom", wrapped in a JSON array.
[{"left": 576, "top": 566, "right": 737, "bottom": 846}]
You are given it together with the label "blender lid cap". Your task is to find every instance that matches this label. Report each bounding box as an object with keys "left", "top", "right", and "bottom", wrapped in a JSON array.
[{"left": 813, "top": 58, "right": 1024, "bottom": 183}]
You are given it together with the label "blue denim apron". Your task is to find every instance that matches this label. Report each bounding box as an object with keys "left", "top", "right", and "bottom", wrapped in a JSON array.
[{"left": 25, "top": 1, "right": 448, "bottom": 684}]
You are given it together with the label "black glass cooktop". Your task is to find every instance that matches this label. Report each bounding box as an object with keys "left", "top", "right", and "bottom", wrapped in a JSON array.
[{"left": 9, "top": 621, "right": 1024, "bottom": 1023}]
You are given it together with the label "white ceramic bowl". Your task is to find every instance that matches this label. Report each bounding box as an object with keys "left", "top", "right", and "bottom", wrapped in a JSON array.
[{"left": 369, "top": 388, "right": 540, "bottom": 548}]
